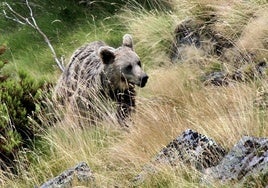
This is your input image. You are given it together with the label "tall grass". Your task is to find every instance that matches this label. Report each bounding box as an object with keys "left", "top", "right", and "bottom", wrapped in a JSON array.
[
  {"left": 120, "top": 0, "right": 268, "bottom": 67},
  {"left": 1, "top": 0, "right": 268, "bottom": 187},
  {"left": 2, "top": 64, "right": 267, "bottom": 187}
]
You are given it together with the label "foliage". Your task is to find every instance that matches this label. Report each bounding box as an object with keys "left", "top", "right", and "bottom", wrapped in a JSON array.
[
  {"left": 1, "top": 0, "right": 268, "bottom": 187},
  {"left": 0, "top": 0, "right": 126, "bottom": 78},
  {"left": 0, "top": 51, "right": 49, "bottom": 169}
]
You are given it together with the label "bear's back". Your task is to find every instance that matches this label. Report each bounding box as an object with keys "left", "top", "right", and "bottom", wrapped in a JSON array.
[
  {"left": 56, "top": 41, "right": 106, "bottom": 98},
  {"left": 70, "top": 41, "right": 105, "bottom": 64}
]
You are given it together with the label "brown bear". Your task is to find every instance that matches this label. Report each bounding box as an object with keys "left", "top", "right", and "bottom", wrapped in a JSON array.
[{"left": 55, "top": 34, "right": 148, "bottom": 123}]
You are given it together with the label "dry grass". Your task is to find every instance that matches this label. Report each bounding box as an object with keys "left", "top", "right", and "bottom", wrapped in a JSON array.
[
  {"left": 2, "top": 64, "right": 268, "bottom": 188},
  {"left": 118, "top": 10, "right": 176, "bottom": 67},
  {"left": 1, "top": 0, "right": 268, "bottom": 187},
  {"left": 112, "top": 64, "right": 268, "bottom": 162},
  {"left": 10, "top": 63, "right": 264, "bottom": 187},
  {"left": 121, "top": 0, "right": 268, "bottom": 67}
]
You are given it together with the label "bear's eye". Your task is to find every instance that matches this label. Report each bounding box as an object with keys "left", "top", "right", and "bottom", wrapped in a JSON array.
[
  {"left": 126, "top": 64, "right": 132, "bottom": 71},
  {"left": 137, "top": 61, "right": 141, "bottom": 67}
]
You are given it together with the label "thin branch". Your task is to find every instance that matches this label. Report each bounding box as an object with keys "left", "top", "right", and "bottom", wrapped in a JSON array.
[
  {"left": 25, "top": 0, "right": 37, "bottom": 27},
  {"left": 4, "top": 2, "right": 27, "bottom": 22},
  {"left": 3, "top": 10, "right": 26, "bottom": 25},
  {"left": 2, "top": 1, "right": 65, "bottom": 72}
]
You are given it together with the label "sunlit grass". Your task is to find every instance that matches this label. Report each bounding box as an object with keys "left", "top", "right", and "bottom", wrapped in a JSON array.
[
  {"left": 1, "top": 0, "right": 268, "bottom": 187},
  {"left": 3, "top": 63, "right": 267, "bottom": 187}
]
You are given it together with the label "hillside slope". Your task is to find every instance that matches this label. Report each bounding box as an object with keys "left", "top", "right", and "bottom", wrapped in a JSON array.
[{"left": 1, "top": 0, "right": 268, "bottom": 187}]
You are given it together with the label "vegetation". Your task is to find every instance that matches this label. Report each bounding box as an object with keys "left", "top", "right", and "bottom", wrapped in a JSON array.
[
  {"left": 0, "top": 0, "right": 267, "bottom": 187},
  {"left": 0, "top": 46, "right": 50, "bottom": 173}
]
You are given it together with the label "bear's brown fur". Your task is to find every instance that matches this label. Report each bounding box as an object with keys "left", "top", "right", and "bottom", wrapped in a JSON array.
[{"left": 55, "top": 34, "right": 148, "bottom": 123}]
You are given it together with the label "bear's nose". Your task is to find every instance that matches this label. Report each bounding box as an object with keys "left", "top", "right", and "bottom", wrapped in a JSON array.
[{"left": 140, "top": 74, "right": 149, "bottom": 88}]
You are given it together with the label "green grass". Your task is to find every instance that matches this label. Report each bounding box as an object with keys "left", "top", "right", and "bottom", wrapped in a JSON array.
[
  {"left": 0, "top": 0, "right": 173, "bottom": 79},
  {"left": 0, "top": 0, "right": 128, "bottom": 80},
  {"left": 1, "top": 0, "right": 268, "bottom": 187}
]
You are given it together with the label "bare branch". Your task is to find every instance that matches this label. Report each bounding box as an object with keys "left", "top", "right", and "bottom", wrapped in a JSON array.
[
  {"left": 2, "top": 1, "right": 65, "bottom": 72},
  {"left": 4, "top": 2, "right": 27, "bottom": 21},
  {"left": 25, "top": 0, "right": 37, "bottom": 27},
  {"left": 3, "top": 9, "right": 26, "bottom": 25},
  {"left": 26, "top": 0, "right": 33, "bottom": 17}
]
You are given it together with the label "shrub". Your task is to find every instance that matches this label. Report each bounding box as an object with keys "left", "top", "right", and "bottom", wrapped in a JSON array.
[{"left": 0, "top": 47, "right": 50, "bottom": 171}]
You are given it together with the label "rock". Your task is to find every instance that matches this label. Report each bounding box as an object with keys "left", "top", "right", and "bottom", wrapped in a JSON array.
[
  {"left": 232, "top": 61, "right": 267, "bottom": 82},
  {"left": 134, "top": 129, "right": 226, "bottom": 185},
  {"left": 170, "top": 18, "right": 202, "bottom": 63},
  {"left": 203, "top": 60, "right": 267, "bottom": 86},
  {"left": 203, "top": 71, "right": 229, "bottom": 86},
  {"left": 171, "top": 18, "right": 267, "bottom": 86},
  {"left": 135, "top": 130, "right": 268, "bottom": 185},
  {"left": 39, "top": 162, "right": 95, "bottom": 188},
  {"left": 154, "top": 129, "right": 226, "bottom": 171},
  {"left": 170, "top": 18, "right": 232, "bottom": 63},
  {"left": 205, "top": 136, "right": 268, "bottom": 181},
  {"left": 255, "top": 61, "right": 267, "bottom": 77}
]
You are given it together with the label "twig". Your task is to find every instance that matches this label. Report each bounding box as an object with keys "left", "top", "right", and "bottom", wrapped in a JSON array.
[{"left": 2, "top": 0, "right": 65, "bottom": 72}]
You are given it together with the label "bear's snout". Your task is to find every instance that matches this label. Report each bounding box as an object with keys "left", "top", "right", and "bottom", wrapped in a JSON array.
[{"left": 140, "top": 74, "right": 149, "bottom": 88}]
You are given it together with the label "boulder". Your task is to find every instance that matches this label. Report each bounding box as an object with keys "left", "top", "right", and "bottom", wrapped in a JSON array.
[
  {"left": 134, "top": 129, "right": 226, "bottom": 184},
  {"left": 154, "top": 129, "right": 226, "bottom": 170},
  {"left": 170, "top": 18, "right": 267, "bottom": 86},
  {"left": 170, "top": 18, "right": 232, "bottom": 63},
  {"left": 39, "top": 162, "right": 95, "bottom": 188},
  {"left": 205, "top": 136, "right": 268, "bottom": 181}
]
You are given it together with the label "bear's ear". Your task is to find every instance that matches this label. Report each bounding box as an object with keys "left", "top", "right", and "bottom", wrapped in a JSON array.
[
  {"left": 98, "top": 47, "right": 115, "bottom": 64},
  {"left": 122, "top": 34, "right": 133, "bottom": 50}
]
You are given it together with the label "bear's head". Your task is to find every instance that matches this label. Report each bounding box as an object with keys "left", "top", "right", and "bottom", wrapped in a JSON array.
[{"left": 99, "top": 34, "right": 149, "bottom": 90}]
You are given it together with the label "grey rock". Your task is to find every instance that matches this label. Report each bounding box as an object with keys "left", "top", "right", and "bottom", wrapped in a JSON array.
[
  {"left": 203, "top": 71, "right": 230, "bottom": 86},
  {"left": 206, "top": 136, "right": 268, "bottom": 181},
  {"left": 232, "top": 61, "right": 267, "bottom": 82},
  {"left": 134, "top": 129, "right": 226, "bottom": 185},
  {"left": 170, "top": 18, "right": 232, "bottom": 63},
  {"left": 204, "top": 60, "right": 267, "bottom": 86},
  {"left": 255, "top": 61, "right": 267, "bottom": 77},
  {"left": 39, "top": 162, "right": 95, "bottom": 188},
  {"left": 170, "top": 18, "right": 201, "bottom": 63},
  {"left": 154, "top": 129, "right": 226, "bottom": 171}
]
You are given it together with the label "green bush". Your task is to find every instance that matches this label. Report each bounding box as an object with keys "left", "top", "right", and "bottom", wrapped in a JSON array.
[{"left": 0, "top": 49, "right": 50, "bottom": 170}]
